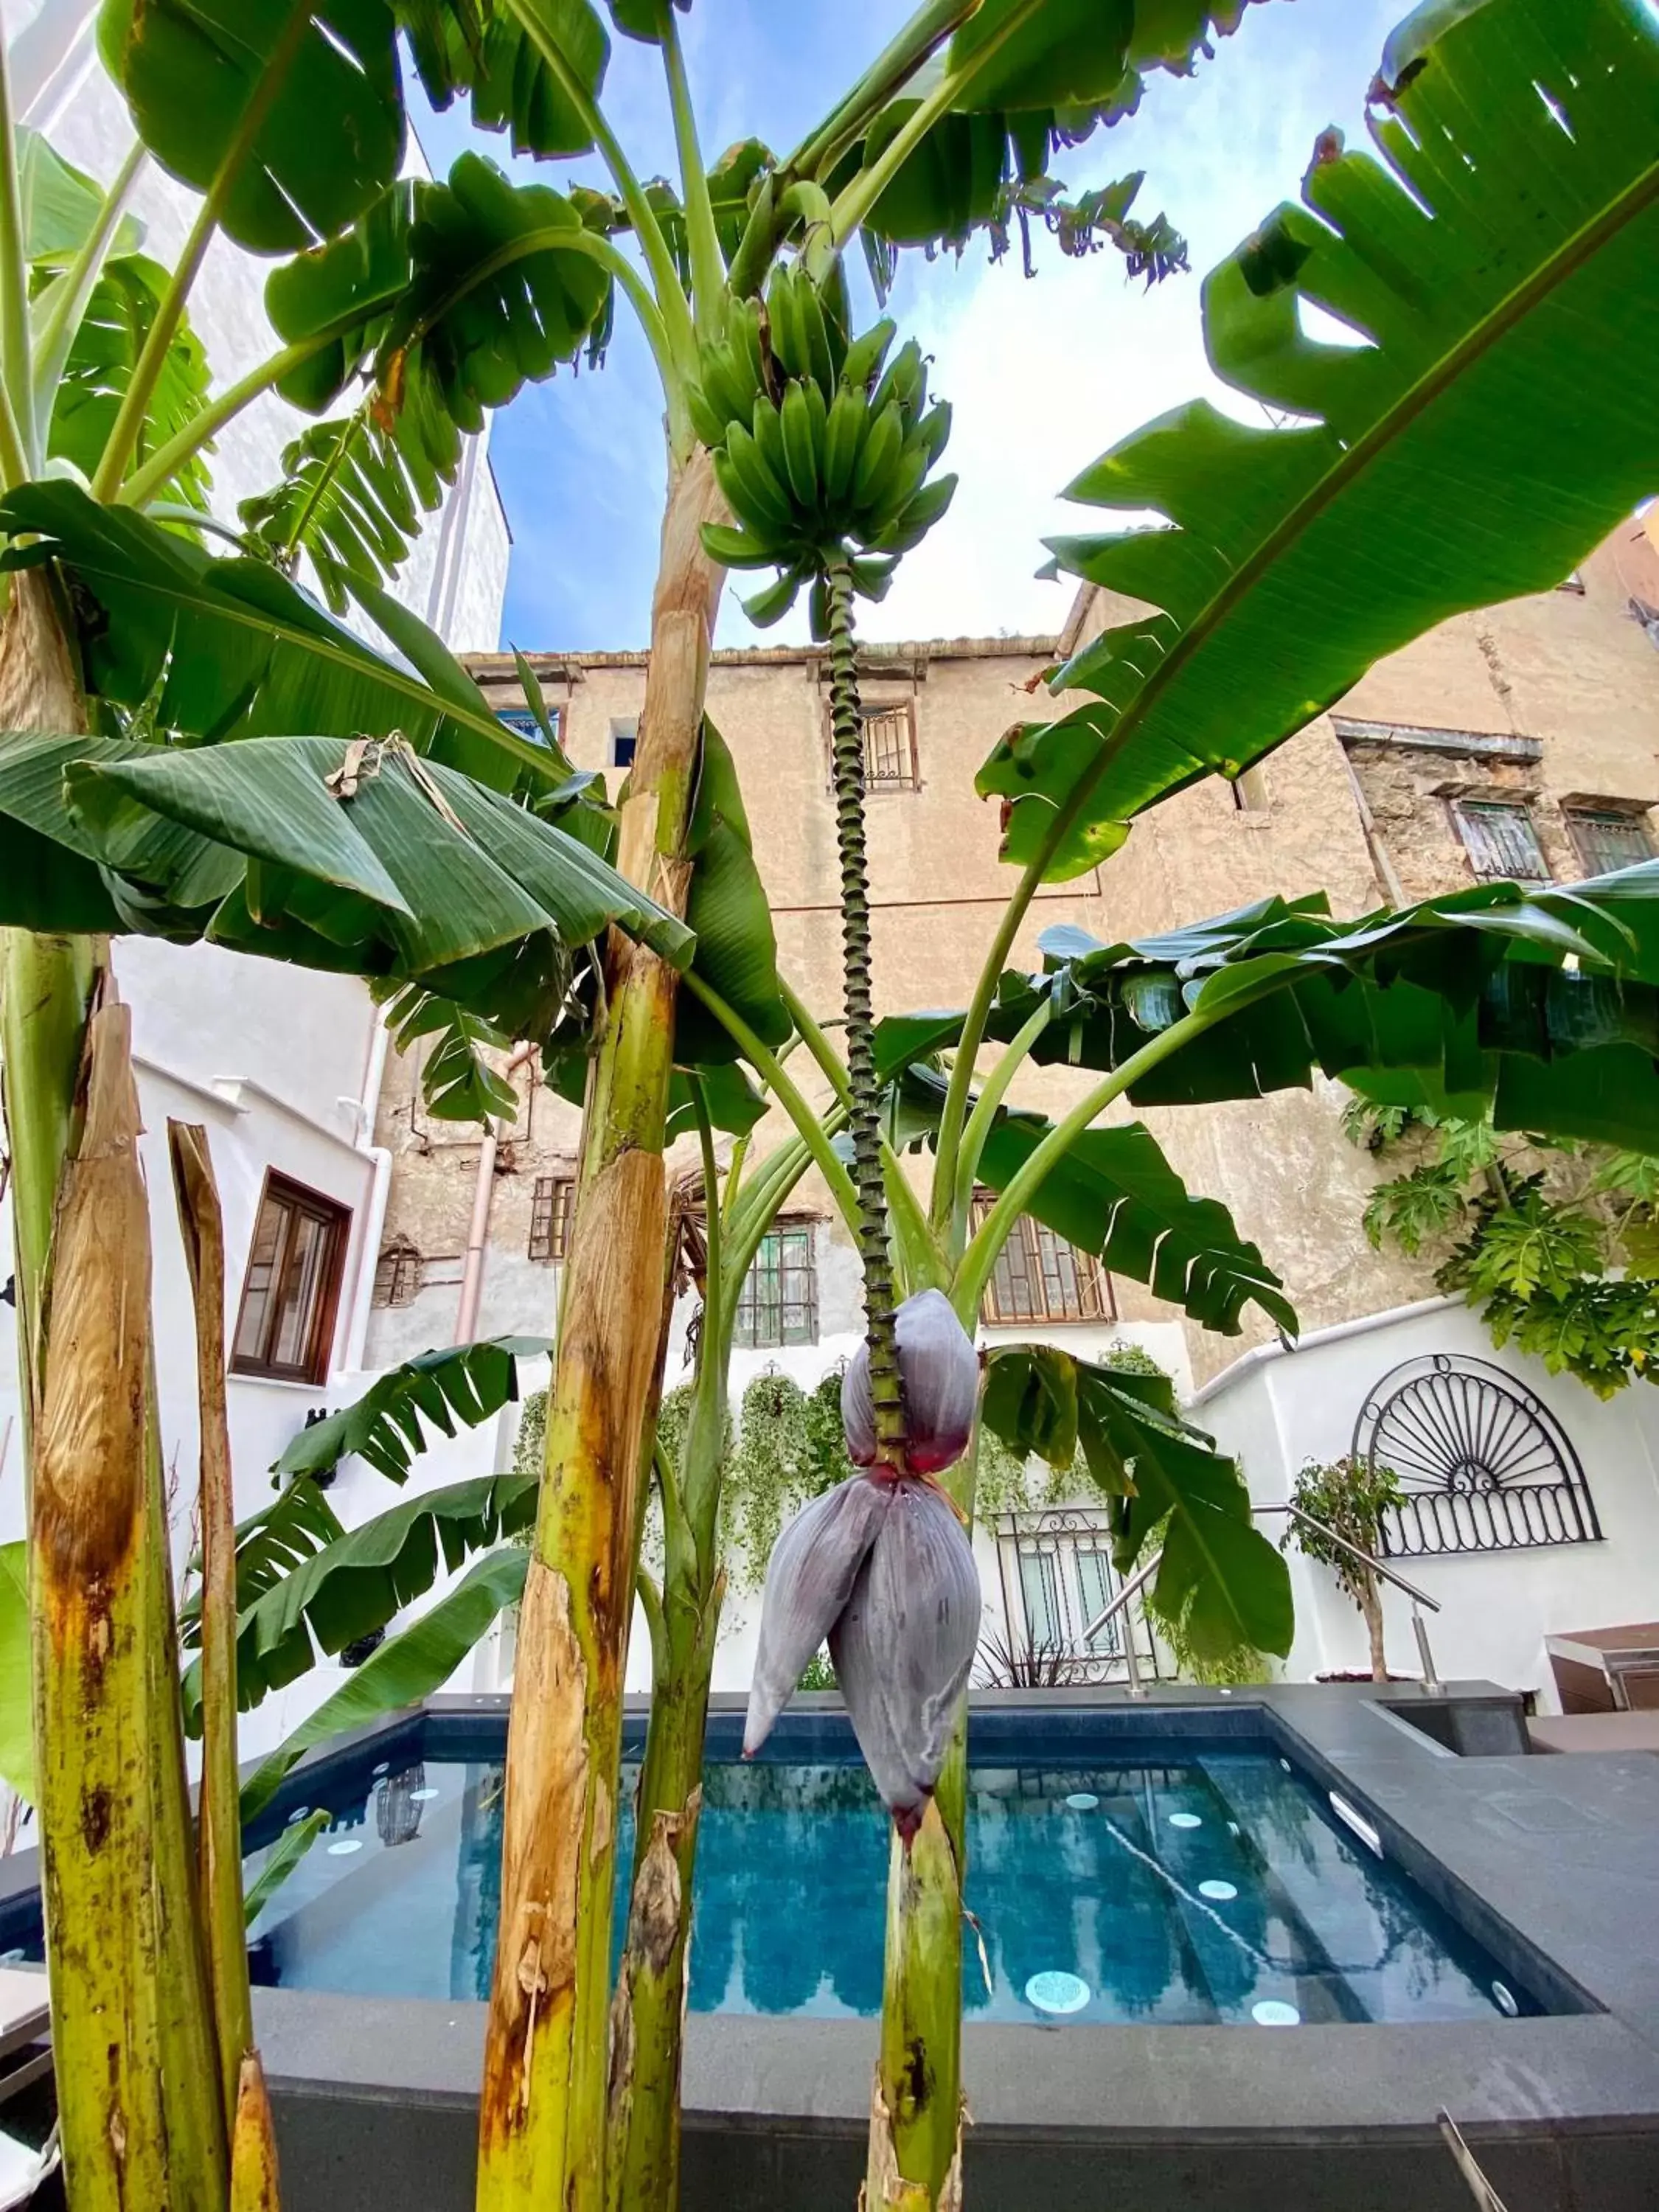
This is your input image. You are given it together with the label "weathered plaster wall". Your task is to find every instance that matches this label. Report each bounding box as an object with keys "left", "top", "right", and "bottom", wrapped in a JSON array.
[{"left": 371, "top": 521, "right": 1659, "bottom": 1402}]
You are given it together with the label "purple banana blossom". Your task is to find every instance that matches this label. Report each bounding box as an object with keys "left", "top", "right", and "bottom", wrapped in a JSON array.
[
  {"left": 744, "top": 1470, "right": 981, "bottom": 1839},
  {"left": 842, "top": 1287, "right": 979, "bottom": 1475}
]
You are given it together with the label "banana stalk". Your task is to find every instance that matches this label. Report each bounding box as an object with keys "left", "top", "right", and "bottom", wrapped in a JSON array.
[
  {"left": 476, "top": 444, "right": 726, "bottom": 2212},
  {"left": 170, "top": 1121, "right": 256, "bottom": 2135},
  {"left": 230, "top": 2051, "right": 283, "bottom": 2212}
]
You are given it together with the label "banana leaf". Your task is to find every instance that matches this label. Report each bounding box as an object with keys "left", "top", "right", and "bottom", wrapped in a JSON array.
[
  {"left": 237, "top": 1546, "right": 530, "bottom": 1823},
  {"left": 274, "top": 1335, "right": 551, "bottom": 1486},
  {"left": 98, "top": 0, "right": 405, "bottom": 256},
  {"left": 982, "top": 1343, "right": 1293, "bottom": 1662},
  {"left": 993, "top": 0, "right": 1659, "bottom": 875},
  {"left": 48, "top": 253, "right": 214, "bottom": 508},
  {"left": 397, "top": 0, "right": 611, "bottom": 163},
  {"left": 377, "top": 984, "right": 518, "bottom": 1124},
  {"left": 182, "top": 1473, "right": 538, "bottom": 1729},
  {"left": 674, "top": 716, "right": 790, "bottom": 1065},
  {"left": 243, "top": 1811, "right": 330, "bottom": 1927},
  {"left": 178, "top": 1478, "right": 346, "bottom": 1648}
]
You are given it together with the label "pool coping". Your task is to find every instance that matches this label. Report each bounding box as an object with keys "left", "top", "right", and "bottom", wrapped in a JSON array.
[{"left": 11, "top": 1678, "right": 1659, "bottom": 2166}]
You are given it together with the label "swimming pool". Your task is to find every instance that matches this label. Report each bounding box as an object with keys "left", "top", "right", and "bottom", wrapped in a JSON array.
[{"left": 236, "top": 1719, "right": 1539, "bottom": 2028}]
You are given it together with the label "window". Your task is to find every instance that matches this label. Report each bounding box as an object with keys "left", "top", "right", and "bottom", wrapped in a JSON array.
[
  {"left": 372, "top": 1239, "right": 421, "bottom": 1308},
  {"left": 1230, "top": 764, "right": 1269, "bottom": 813},
  {"left": 498, "top": 706, "right": 560, "bottom": 748},
  {"left": 734, "top": 1225, "right": 818, "bottom": 1349},
  {"left": 1453, "top": 799, "right": 1551, "bottom": 886},
  {"left": 1565, "top": 807, "right": 1655, "bottom": 877},
  {"left": 860, "top": 703, "right": 918, "bottom": 787},
  {"left": 232, "top": 1173, "right": 350, "bottom": 1382},
  {"left": 972, "top": 1196, "right": 1113, "bottom": 1325},
  {"left": 610, "top": 717, "right": 639, "bottom": 769},
  {"left": 528, "top": 1176, "right": 575, "bottom": 1263}
]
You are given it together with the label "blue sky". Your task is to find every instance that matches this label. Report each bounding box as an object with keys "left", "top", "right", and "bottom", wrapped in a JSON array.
[{"left": 408, "top": 0, "right": 1408, "bottom": 654}]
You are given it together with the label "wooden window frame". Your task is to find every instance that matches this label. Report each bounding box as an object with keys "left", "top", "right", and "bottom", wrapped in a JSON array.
[
  {"left": 1452, "top": 798, "right": 1551, "bottom": 886},
  {"left": 1563, "top": 805, "right": 1656, "bottom": 877},
  {"left": 231, "top": 1171, "right": 351, "bottom": 1384},
  {"left": 734, "top": 1221, "right": 819, "bottom": 1349},
  {"left": 971, "top": 1193, "right": 1113, "bottom": 1326},
  {"left": 529, "top": 1175, "right": 575, "bottom": 1264},
  {"left": 372, "top": 1239, "right": 422, "bottom": 1309}
]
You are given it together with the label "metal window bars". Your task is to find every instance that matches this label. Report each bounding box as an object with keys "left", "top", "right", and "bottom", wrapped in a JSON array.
[
  {"left": 734, "top": 1225, "right": 818, "bottom": 1349},
  {"left": 972, "top": 1197, "right": 1113, "bottom": 1325},
  {"left": 528, "top": 1176, "right": 574, "bottom": 1263}
]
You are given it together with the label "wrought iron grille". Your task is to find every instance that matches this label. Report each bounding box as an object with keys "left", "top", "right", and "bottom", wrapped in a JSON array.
[
  {"left": 372, "top": 1238, "right": 421, "bottom": 1307},
  {"left": 861, "top": 703, "right": 917, "bottom": 787},
  {"left": 1453, "top": 800, "right": 1551, "bottom": 885},
  {"left": 971, "top": 1194, "right": 1113, "bottom": 1324},
  {"left": 990, "top": 1509, "right": 1164, "bottom": 1686},
  {"left": 1565, "top": 807, "right": 1655, "bottom": 876},
  {"left": 528, "top": 1176, "right": 574, "bottom": 1263},
  {"left": 1351, "top": 1353, "right": 1601, "bottom": 1559}
]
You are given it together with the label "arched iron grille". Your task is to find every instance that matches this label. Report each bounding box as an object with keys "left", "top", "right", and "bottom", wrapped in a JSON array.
[{"left": 1351, "top": 1354, "right": 1601, "bottom": 1559}]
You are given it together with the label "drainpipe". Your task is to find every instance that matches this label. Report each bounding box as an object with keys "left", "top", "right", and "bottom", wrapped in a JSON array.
[
  {"left": 454, "top": 1042, "right": 535, "bottom": 1345},
  {"left": 341, "top": 1009, "right": 394, "bottom": 1374},
  {"left": 1338, "top": 742, "right": 1407, "bottom": 909}
]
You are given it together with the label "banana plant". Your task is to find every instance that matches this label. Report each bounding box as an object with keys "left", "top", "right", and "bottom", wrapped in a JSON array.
[{"left": 358, "top": 10, "right": 1244, "bottom": 2205}]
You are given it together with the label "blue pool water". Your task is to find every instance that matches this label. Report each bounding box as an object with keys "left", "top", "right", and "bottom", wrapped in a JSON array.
[{"left": 235, "top": 1731, "right": 1540, "bottom": 2028}]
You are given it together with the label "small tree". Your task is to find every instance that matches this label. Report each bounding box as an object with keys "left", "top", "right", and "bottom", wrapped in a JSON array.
[{"left": 1282, "top": 1457, "right": 1405, "bottom": 1684}]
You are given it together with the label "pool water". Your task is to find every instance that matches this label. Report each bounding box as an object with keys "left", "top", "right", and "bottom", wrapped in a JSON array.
[{"left": 241, "top": 1739, "right": 1538, "bottom": 2026}]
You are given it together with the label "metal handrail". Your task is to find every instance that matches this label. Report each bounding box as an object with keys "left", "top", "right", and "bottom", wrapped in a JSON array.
[
  {"left": 1257, "top": 1502, "right": 1444, "bottom": 1694},
  {"left": 1254, "top": 1503, "right": 1441, "bottom": 1612},
  {"left": 1069, "top": 1502, "right": 1449, "bottom": 1702}
]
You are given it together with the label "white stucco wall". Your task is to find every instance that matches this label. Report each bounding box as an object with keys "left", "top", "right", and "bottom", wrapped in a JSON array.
[
  {"left": 1194, "top": 1299, "right": 1659, "bottom": 1710},
  {"left": 0, "top": 4, "right": 512, "bottom": 1777}
]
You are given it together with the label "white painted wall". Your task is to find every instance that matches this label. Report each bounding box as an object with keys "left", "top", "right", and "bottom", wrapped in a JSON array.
[
  {"left": 0, "top": 4, "right": 512, "bottom": 1778},
  {"left": 1194, "top": 1298, "right": 1659, "bottom": 1711}
]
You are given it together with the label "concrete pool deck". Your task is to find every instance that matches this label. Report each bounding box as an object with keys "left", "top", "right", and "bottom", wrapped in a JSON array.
[{"left": 9, "top": 1679, "right": 1659, "bottom": 2208}]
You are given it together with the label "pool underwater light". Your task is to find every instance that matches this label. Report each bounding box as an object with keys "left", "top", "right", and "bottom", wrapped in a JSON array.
[
  {"left": 1198, "top": 1880, "right": 1238, "bottom": 1902},
  {"left": 1251, "top": 2000, "right": 1301, "bottom": 2026},
  {"left": 1026, "top": 1972, "right": 1091, "bottom": 2017},
  {"left": 1065, "top": 1792, "right": 1099, "bottom": 1811}
]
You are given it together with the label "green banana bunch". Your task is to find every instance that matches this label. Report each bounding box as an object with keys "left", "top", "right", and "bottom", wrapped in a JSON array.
[{"left": 688, "top": 260, "right": 957, "bottom": 633}]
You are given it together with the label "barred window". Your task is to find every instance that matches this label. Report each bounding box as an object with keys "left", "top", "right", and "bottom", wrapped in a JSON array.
[
  {"left": 1565, "top": 807, "right": 1655, "bottom": 877},
  {"left": 372, "top": 1239, "right": 422, "bottom": 1308},
  {"left": 860, "top": 703, "right": 917, "bottom": 787},
  {"left": 972, "top": 1195, "right": 1113, "bottom": 1326},
  {"left": 1453, "top": 800, "right": 1550, "bottom": 886},
  {"left": 529, "top": 1176, "right": 575, "bottom": 1263},
  {"left": 734, "top": 1225, "right": 818, "bottom": 1349}
]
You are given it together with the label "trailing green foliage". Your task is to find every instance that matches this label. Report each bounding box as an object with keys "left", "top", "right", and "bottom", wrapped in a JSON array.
[
  {"left": 982, "top": 1342, "right": 1293, "bottom": 1663},
  {"left": 1007, "top": 0, "right": 1659, "bottom": 877},
  {"left": 275, "top": 1336, "right": 551, "bottom": 1486},
  {"left": 1352, "top": 1106, "right": 1659, "bottom": 1396},
  {"left": 183, "top": 1472, "right": 539, "bottom": 1730},
  {"left": 238, "top": 1547, "right": 529, "bottom": 1823}
]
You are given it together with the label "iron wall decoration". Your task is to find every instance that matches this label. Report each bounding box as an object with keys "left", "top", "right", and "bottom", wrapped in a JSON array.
[{"left": 1352, "top": 1354, "right": 1601, "bottom": 1559}]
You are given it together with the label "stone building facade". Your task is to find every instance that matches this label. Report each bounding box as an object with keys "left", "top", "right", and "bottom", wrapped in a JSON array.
[{"left": 366, "top": 519, "right": 1659, "bottom": 1399}]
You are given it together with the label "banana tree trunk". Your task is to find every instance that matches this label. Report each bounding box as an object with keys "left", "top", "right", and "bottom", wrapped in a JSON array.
[
  {"left": 866, "top": 1427, "right": 977, "bottom": 2212},
  {"left": 476, "top": 445, "right": 726, "bottom": 2212},
  {"left": 605, "top": 1545, "right": 721, "bottom": 2212}
]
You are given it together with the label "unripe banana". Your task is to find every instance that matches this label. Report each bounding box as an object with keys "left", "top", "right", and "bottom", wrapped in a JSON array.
[
  {"left": 823, "top": 383, "right": 868, "bottom": 504},
  {"left": 731, "top": 297, "right": 767, "bottom": 403},
  {"left": 809, "top": 574, "right": 830, "bottom": 642},
  {"left": 871, "top": 472, "right": 957, "bottom": 556},
  {"left": 700, "top": 521, "right": 780, "bottom": 569},
  {"left": 852, "top": 399, "right": 905, "bottom": 512},
  {"left": 849, "top": 553, "right": 897, "bottom": 601},
  {"left": 798, "top": 276, "right": 837, "bottom": 397},
  {"left": 861, "top": 442, "right": 928, "bottom": 540},
  {"left": 752, "top": 393, "right": 790, "bottom": 494},
  {"left": 780, "top": 379, "right": 821, "bottom": 509},
  {"left": 723, "top": 422, "right": 793, "bottom": 533},
  {"left": 685, "top": 378, "right": 727, "bottom": 451},
  {"left": 872, "top": 337, "right": 924, "bottom": 424},
  {"left": 744, "top": 568, "right": 804, "bottom": 628},
  {"left": 913, "top": 400, "right": 953, "bottom": 470},
  {"left": 841, "top": 316, "right": 897, "bottom": 394},
  {"left": 768, "top": 267, "right": 810, "bottom": 381},
  {"left": 701, "top": 344, "right": 754, "bottom": 431},
  {"left": 804, "top": 378, "right": 829, "bottom": 487}
]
